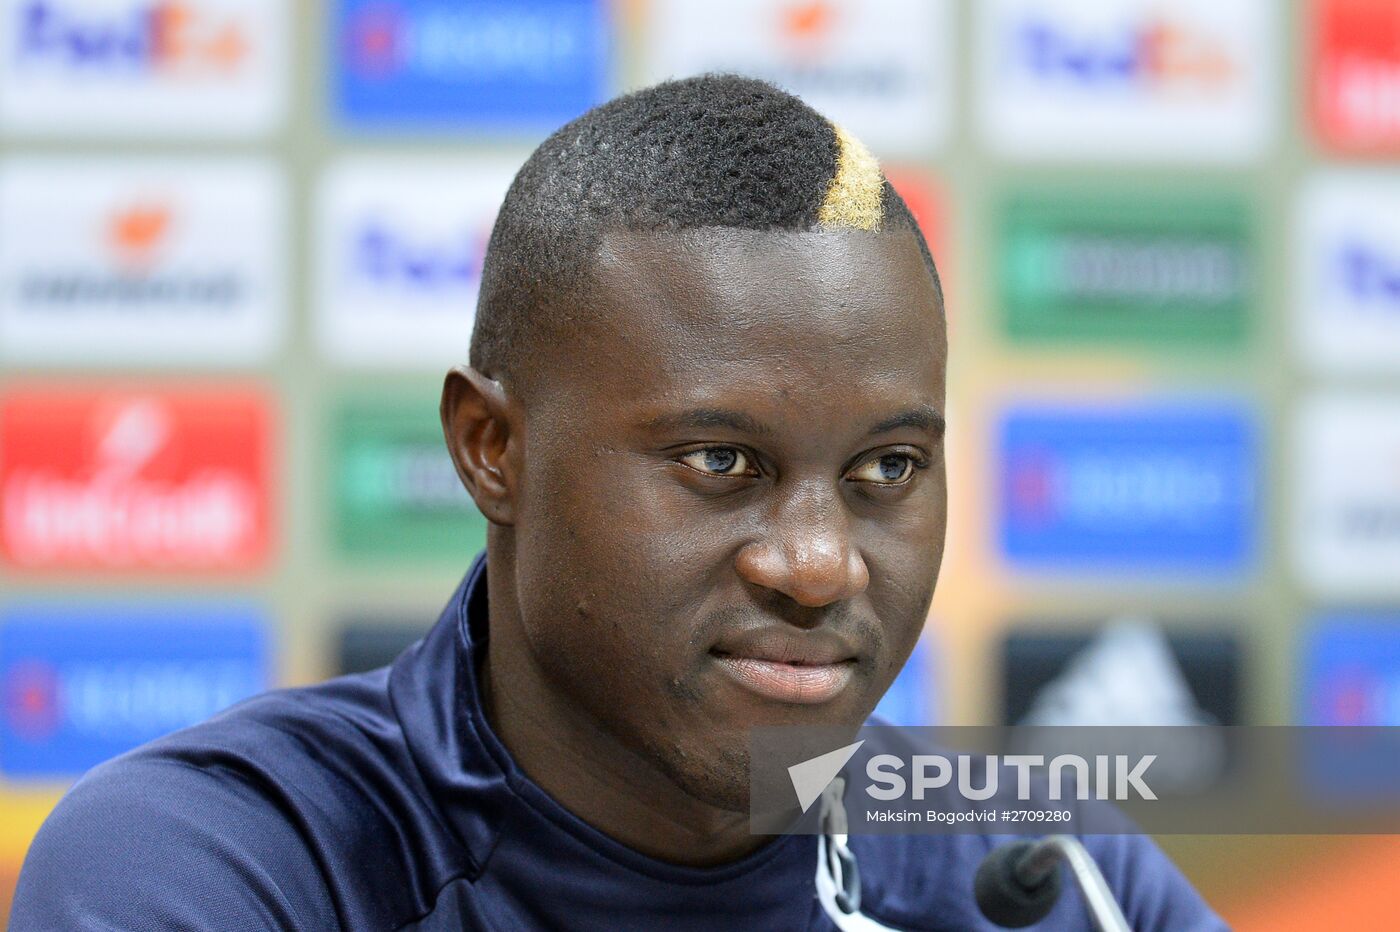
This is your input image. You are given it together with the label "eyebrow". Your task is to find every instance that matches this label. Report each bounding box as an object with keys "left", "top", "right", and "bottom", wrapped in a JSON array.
[
  {"left": 643, "top": 408, "right": 775, "bottom": 438},
  {"left": 643, "top": 405, "right": 945, "bottom": 439},
  {"left": 868, "top": 406, "right": 946, "bottom": 437}
]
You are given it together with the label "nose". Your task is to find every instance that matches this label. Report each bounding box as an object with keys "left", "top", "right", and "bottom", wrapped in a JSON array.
[{"left": 735, "top": 482, "right": 870, "bottom": 608}]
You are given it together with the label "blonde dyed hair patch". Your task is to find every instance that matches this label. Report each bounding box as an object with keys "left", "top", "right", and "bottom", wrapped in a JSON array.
[{"left": 817, "top": 124, "right": 884, "bottom": 231}]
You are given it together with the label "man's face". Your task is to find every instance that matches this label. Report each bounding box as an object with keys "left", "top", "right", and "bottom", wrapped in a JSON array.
[{"left": 511, "top": 227, "right": 947, "bottom": 811}]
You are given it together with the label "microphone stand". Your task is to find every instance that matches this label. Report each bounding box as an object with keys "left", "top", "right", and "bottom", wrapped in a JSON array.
[{"left": 1015, "top": 835, "right": 1132, "bottom": 932}]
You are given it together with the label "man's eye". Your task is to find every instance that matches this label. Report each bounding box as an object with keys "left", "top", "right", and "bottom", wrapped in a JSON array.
[
  {"left": 848, "top": 453, "right": 916, "bottom": 485},
  {"left": 678, "top": 447, "right": 754, "bottom": 477}
]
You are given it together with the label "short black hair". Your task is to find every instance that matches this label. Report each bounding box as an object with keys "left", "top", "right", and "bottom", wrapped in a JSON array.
[{"left": 470, "top": 73, "right": 942, "bottom": 388}]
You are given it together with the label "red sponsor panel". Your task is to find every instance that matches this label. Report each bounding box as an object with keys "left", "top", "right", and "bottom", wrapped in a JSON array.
[
  {"left": 0, "top": 388, "right": 273, "bottom": 573},
  {"left": 1311, "top": 0, "right": 1400, "bottom": 154}
]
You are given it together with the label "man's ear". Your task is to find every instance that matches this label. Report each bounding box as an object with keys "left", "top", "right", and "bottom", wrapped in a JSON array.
[{"left": 441, "top": 365, "right": 519, "bottom": 526}]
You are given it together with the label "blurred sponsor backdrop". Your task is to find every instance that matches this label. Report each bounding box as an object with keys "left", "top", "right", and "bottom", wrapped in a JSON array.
[{"left": 1, "top": 0, "right": 1399, "bottom": 926}]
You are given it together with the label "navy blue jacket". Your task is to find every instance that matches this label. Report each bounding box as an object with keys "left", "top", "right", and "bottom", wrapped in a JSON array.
[{"left": 11, "top": 554, "right": 1228, "bottom": 930}]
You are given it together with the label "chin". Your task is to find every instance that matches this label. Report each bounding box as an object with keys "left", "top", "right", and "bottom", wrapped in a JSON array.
[{"left": 647, "top": 737, "right": 754, "bottom": 814}]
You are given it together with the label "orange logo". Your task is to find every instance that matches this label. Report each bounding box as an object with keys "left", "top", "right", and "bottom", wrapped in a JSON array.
[
  {"left": 108, "top": 204, "right": 171, "bottom": 266},
  {"left": 782, "top": 2, "right": 833, "bottom": 41},
  {"left": 1140, "top": 22, "right": 1235, "bottom": 85},
  {"left": 150, "top": 2, "right": 249, "bottom": 72}
]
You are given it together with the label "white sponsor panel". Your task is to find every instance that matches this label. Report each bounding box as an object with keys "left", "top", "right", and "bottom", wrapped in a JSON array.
[
  {"left": 638, "top": 0, "right": 951, "bottom": 156},
  {"left": 1296, "top": 395, "right": 1400, "bottom": 597},
  {"left": 0, "top": 158, "right": 285, "bottom": 365},
  {"left": 1297, "top": 172, "right": 1400, "bottom": 373},
  {"left": 315, "top": 158, "right": 521, "bottom": 368},
  {"left": 0, "top": 0, "right": 287, "bottom": 137},
  {"left": 976, "top": 0, "right": 1275, "bottom": 161}
]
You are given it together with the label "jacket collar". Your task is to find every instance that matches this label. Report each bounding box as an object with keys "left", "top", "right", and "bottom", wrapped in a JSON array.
[
  {"left": 387, "top": 551, "right": 813, "bottom": 893},
  {"left": 388, "top": 551, "right": 513, "bottom": 877}
]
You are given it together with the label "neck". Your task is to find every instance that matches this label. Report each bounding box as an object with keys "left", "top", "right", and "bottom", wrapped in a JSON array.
[{"left": 478, "top": 540, "right": 770, "bottom": 867}]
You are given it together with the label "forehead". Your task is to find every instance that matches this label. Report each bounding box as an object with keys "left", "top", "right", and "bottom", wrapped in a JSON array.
[
  {"left": 520, "top": 228, "right": 947, "bottom": 444},
  {"left": 568, "top": 227, "right": 946, "bottom": 396}
]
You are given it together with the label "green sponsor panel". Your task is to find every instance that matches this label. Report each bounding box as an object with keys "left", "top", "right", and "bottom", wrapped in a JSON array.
[
  {"left": 1000, "top": 192, "right": 1251, "bottom": 346},
  {"left": 332, "top": 398, "right": 487, "bottom": 561}
]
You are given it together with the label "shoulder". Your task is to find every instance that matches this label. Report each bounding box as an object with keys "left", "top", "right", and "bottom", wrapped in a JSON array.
[
  {"left": 11, "top": 750, "right": 336, "bottom": 930},
  {"left": 11, "top": 670, "right": 461, "bottom": 931}
]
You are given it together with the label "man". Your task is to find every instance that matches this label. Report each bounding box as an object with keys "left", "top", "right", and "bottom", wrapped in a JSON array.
[{"left": 11, "top": 76, "right": 1226, "bottom": 930}]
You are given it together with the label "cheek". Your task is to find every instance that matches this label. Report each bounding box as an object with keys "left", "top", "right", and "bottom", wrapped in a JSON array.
[
  {"left": 872, "top": 458, "right": 946, "bottom": 566},
  {"left": 512, "top": 446, "right": 728, "bottom": 692},
  {"left": 866, "top": 467, "right": 947, "bottom": 675},
  {"left": 527, "top": 441, "right": 742, "bottom": 590}
]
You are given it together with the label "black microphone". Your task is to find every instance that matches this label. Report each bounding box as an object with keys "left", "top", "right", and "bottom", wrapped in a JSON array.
[
  {"left": 974, "top": 839, "right": 1062, "bottom": 928},
  {"left": 974, "top": 836, "right": 1132, "bottom": 932}
]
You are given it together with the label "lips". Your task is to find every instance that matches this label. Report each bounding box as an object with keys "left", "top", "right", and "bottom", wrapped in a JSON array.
[{"left": 709, "top": 628, "right": 859, "bottom": 705}]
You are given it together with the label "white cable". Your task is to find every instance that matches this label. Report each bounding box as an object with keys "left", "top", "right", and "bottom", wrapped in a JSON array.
[{"left": 814, "top": 778, "right": 899, "bottom": 931}]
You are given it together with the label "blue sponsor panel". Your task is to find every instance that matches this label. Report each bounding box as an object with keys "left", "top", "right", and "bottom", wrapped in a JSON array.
[
  {"left": 1301, "top": 617, "right": 1400, "bottom": 726},
  {"left": 0, "top": 603, "right": 269, "bottom": 779},
  {"left": 871, "top": 635, "right": 939, "bottom": 727},
  {"left": 332, "top": 0, "right": 610, "bottom": 131},
  {"left": 1298, "top": 617, "right": 1400, "bottom": 802},
  {"left": 998, "top": 403, "right": 1256, "bottom": 574}
]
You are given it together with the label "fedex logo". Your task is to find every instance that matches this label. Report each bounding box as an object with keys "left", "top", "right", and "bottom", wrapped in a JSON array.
[
  {"left": 977, "top": 0, "right": 1274, "bottom": 161},
  {"left": 333, "top": 0, "right": 608, "bottom": 130},
  {"left": 316, "top": 159, "right": 518, "bottom": 367},
  {"left": 0, "top": 604, "right": 267, "bottom": 778},
  {"left": 0, "top": 388, "right": 273, "bottom": 573},
  {"left": 1298, "top": 173, "right": 1400, "bottom": 372},
  {"left": 999, "top": 402, "right": 1256, "bottom": 573},
  {"left": 354, "top": 219, "right": 491, "bottom": 294},
  {"left": 16, "top": 0, "right": 246, "bottom": 73},
  {"left": 0, "top": 0, "right": 286, "bottom": 136},
  {"left": 1017, "top": 17, "right": 1234, "bottom": 89}
]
